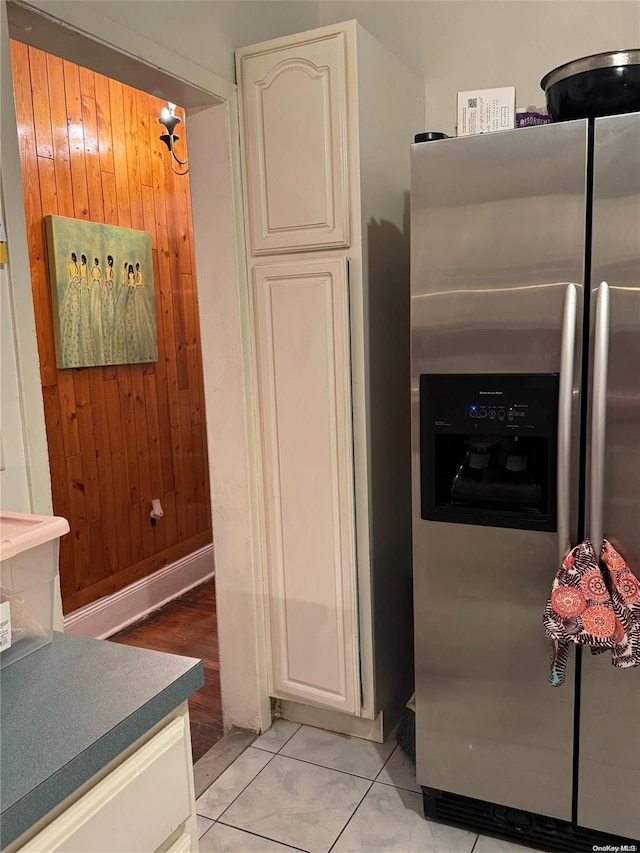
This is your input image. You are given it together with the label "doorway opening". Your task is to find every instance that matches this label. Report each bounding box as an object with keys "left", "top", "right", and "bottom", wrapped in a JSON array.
[{"left": 7, "top": 7, "right": 237, "bottom": 759}]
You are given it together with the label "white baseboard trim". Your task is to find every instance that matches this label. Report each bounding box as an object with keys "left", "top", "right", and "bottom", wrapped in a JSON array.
[
  {"left": 277, "top": 699, "right": 385, "bottom": 743},
  {"left": 64, "top": 544, "right": 215, "bottom": 639}
]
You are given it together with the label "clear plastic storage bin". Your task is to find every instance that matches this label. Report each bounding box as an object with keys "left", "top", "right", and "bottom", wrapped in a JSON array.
[{"left": 0, "top": 511, "right": 69, "bottom": 668}]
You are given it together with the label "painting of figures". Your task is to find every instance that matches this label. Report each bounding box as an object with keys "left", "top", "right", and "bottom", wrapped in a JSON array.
[{"left": 45, "top": 215, "right": 158, "bottom": 368}]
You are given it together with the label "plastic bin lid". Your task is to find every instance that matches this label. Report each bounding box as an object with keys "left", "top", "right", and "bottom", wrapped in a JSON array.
[{"left": 0, "top": 511, "right": 70, "bottom": 561}]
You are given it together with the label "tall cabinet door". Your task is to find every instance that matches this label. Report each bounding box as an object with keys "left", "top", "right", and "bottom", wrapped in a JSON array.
[
  {"left": 578, "top": 112, "right": 640, "bottom": 840},
  {"left": 237, "top": 32, "right": 350, "bottom": 255},
  {"left": 253, "top": 257, "right": 360, "bottom": 714}
]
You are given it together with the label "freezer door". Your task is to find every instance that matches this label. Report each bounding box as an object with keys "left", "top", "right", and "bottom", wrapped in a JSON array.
[
  {"left": 410, "top": 121, "right": 589, "bottom": 821},
  {"left": 578, "top": 112, "right": 640, "bottom": 840}
]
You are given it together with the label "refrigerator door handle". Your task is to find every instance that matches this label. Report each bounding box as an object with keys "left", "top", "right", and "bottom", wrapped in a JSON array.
[
  {"left": 590, "top": 280, "right": 610, "bottom": 557},
  {"left": 557, "top": 283, "right": 577, "bottom": 563}
]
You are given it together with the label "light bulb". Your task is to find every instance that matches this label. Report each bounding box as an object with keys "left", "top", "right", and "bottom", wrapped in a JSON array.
[
  {"left": 161, "top": 106, "right": 171, "bottom": 120},
  {"left": 167, "top": 102, "right": 176, "bottom": 114}
]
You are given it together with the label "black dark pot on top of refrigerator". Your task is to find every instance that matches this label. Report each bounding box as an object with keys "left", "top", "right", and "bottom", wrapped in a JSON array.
[{"left": 541, "top": 49, "right": 640, "bottom": 121}]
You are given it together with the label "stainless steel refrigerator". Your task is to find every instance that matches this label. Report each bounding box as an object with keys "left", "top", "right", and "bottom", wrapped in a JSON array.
[{"left": 410, "top": 113, "right": 640, "bottom": 849}]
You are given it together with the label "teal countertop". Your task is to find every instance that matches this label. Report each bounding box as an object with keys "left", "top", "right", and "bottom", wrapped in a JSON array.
[{"left": 0, "top": 631, "right": 203, "bottom": 847}]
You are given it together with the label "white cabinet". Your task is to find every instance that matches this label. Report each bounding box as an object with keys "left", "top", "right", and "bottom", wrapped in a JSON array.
[
  {"left": 253, "top": 257, "right": 359, "bottom": 713},
  {"left": 238, "top": 32, "right": 350, "bottom": 254},
  {"left": 237, "top": 22, "right": 424, "bottom": 732},
  {"left": 13, "top": 706, "right": 198, "bottom": 853}
]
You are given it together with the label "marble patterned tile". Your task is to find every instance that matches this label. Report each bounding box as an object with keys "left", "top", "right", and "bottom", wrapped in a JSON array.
[
  {"left": 375, "top": 744, "right": 421, "bottom": 793},
  {"left": 220, "top": 754, "right": 371, "bottom": 853},
  {"left": 280, "top": 724, "right": 395, "bottom": 779},
  {"left": 474, "top": 835, "right": 545, "bottom": 852},
  {"left": 194, "top": 728, "right": 258, "bottom": 797},
  {"left": 196, "top": 747, "right": 273, "bottom": 820},
  {"left": 332, "top": 783, "right": 477, "bottom": 853},
  {"left": 199, "top": 822, "right": 302, "bottom": 852},
  {"left": 252, "top": 719, "right": 301, "bottom": 754},
  {"left": 197, "top": 815, "right": 215, "bottom": 839}
]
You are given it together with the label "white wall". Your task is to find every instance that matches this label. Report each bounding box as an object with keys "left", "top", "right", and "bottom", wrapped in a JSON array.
[
  {"left": 1, "top": 18, "right": 30, "bottom": 515},
  {"left": 21, "top": 0, "right": 640, "bottom": 124},
  {"left": 23, "top": 0, "right": 321, "bottom": 83},
  {"left": 1, "top": 0, "right": 53, "bottom": 517},
  {"left": 319, "top": 0, "right": 640, "bottom": 135},
  {"left": 0, "top": 261, "right": 31, "bottom": 513},
  {"left": 188, "top": 99, "right": 271, "bottom": 732},
  {"left": 1, "top": 0, "right": 62, "bottom": 626},
  {"left": 0, "top": 159, "right": 30, "bottom": 512}
]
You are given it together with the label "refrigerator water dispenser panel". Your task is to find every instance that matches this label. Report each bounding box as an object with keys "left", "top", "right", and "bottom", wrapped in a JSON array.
[{"left": 420, "top": 374, "right": 559, "bottom": 531}]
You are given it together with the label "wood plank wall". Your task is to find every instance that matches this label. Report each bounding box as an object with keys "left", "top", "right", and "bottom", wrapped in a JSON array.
[{"left": 10, "top": 41, "right": 212, "bottom": 614}]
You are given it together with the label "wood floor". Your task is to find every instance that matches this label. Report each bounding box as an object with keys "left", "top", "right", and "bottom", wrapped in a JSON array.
[{"left": 111, "top": 578, "right": 222, "bottom": 762}]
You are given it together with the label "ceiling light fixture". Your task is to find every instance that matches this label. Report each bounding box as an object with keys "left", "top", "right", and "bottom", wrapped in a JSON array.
[{"left": 158, "top": 102, "right": 189, "bottom": 175}]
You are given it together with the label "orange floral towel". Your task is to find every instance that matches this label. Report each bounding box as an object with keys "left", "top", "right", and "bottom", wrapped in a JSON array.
[
  {"left": 543, "top": 539, "right": 640, "bottom": 685},
  {"left": 600, "top": 540, "right": 640, "bottom": 668}
]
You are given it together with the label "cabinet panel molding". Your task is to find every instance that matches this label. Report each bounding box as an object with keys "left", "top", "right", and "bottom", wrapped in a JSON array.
[
  {"left": 239, "top": 33, "right": 350, "bottom": 254},
  {"left": 254, "top": 257, "right": 359, "bottom": 713}
]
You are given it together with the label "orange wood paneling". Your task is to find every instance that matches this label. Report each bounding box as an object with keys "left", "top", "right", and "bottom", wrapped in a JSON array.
[
  {"left": 11, "top": 41, "right": 213, "bottom": 612},
  {"left": 28, "top": 47, "right": 54, "bottom": 160},
  {"left": 63, "top": 530, "right": 212, "bottom": 613},
  {"left": 47, "top": 55, "right": 74, "bottom": 220}
]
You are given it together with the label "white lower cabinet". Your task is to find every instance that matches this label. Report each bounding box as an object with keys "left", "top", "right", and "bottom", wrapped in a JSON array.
[
  {"left": 254, "top": 257, "right": 360, "bottom": 714},
  {"left": 16, "top": 707, "right": 198, "bottom": 853}
]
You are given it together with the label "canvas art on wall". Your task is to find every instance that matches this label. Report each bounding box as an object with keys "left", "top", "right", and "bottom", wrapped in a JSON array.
[{"left": 45, "top": 215, "right": 158, "bottom": 369}]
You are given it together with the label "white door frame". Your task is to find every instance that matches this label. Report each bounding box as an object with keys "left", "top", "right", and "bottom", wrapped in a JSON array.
[{"left": 1, "top": 0, "right": 271, "bottom": 733}]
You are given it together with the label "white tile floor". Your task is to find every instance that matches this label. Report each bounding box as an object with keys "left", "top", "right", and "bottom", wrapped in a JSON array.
[{"left": 195, "top": 720, "right": 540, "bottom": 853}]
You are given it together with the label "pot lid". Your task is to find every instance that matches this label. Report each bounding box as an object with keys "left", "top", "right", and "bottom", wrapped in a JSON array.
[{"left": 541, "top": 49, "right": 640, "bottom": 91}]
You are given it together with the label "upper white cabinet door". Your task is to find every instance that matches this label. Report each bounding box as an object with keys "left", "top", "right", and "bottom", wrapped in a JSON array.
[
  {"left": 238, "top": 33, "right": 350, "bottom": 255},
  {"left": 254, "top": 257, "right": 359, "bottom": 714}
]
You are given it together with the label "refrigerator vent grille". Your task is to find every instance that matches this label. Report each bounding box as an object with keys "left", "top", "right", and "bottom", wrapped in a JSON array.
[{"left": 423, "top": 789, "right": 639, "bottom": 852}]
